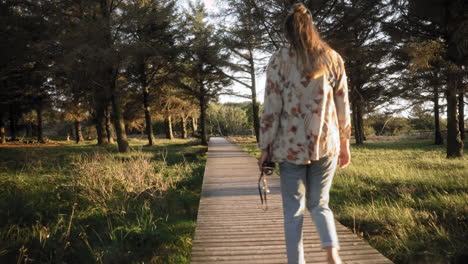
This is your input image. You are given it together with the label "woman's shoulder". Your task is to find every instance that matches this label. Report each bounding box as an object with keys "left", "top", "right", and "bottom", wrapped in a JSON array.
[
  {"left": 327, "top": 49, "right": 345, "bottom": 65},
  {"left": 326, "top": 49, "right": 345, "bottom": 74}
]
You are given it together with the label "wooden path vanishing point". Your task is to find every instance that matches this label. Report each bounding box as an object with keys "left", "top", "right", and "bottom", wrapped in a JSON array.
[{"left": 191, "top": 137, "right": 393, "bottom": 264}]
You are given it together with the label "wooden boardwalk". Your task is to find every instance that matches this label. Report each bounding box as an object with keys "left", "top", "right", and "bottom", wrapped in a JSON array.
[{"left": 191, "top": 137, "right": 393, "bottom": 264}]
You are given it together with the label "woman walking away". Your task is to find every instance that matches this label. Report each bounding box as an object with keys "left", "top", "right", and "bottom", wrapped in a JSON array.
[{"left": 257, "top": 3, "right": 351, "bottom": 264}]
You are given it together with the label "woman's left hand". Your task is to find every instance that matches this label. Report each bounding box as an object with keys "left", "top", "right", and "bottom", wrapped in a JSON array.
[{"left": 258, "top": 150, "right": 270, "bottom": 172}]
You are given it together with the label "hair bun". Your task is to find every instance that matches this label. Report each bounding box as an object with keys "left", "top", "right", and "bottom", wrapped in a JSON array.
[{"left": 292, "top": 3, "right": 308, "bottom": 15}]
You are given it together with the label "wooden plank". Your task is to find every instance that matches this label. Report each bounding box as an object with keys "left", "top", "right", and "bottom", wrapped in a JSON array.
[{"left": 191, "top": 137, "right": 393, "bottom": 264}]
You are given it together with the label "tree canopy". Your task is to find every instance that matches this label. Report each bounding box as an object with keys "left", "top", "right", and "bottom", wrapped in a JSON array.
[{"left": 0, "top": 0, "right": 466, "bottom": 156}]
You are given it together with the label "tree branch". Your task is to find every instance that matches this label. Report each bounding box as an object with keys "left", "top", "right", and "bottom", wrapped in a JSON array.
[{"left": 214, "top": 66, "right": 252, "bottom": 89}]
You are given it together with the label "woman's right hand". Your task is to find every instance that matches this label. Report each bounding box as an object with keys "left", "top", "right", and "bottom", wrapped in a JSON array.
[
  {"left": 338, "top": 139, "right": 351, "bottom": 168},
  {"left": 258, "top": 150, "right": 270, "bottom": 172}
]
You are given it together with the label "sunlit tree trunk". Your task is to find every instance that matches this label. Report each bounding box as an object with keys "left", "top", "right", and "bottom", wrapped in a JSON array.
[
  {"left": 75, "top": 120, "right": 84, "bottom": 143},
  {"left": 165, "top": 115, "right": 174, "bottom": 140},
  {"left": 105, "top": 106, "right": 114, "bottom": 144},
  {"left": 182, "top": 116, "right": 188, "bottom": 139},
  {"left": 192, "top": 116, "right": 198, "bottom": 137},
  {"left": 67, "top": 126, "right": 76, "bottom": 141}
]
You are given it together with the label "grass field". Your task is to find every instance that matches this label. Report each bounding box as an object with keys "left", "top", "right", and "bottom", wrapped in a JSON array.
[
  {"left": 0, "top": 138, "right": 207, "bottom": 264},
  {"left": 228, "top": 136, "right": 468, "bottom": 264}
]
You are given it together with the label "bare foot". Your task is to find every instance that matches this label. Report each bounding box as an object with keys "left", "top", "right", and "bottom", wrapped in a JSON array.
[{"left": 325, "top": 246, "right": 342, "bottom": 264}]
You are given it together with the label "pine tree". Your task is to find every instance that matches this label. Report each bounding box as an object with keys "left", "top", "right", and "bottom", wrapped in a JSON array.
[
  {"left": 388, "top": 0, "right": 467, "bottom": 157},
  {"left": 313, "top": 0, "right": 393, "bottom": 144},
  {"left": 120, "top": 0, "right": 179, "bottom": 146},
  {"left": 177, "top": 2, "right": 231, "bottom": 145},
  {"left": 219, "top": 0, "right": 269, "bottom": 143},
  {"left": 399, "top": 40, "right": 447, "bottom": 145}
]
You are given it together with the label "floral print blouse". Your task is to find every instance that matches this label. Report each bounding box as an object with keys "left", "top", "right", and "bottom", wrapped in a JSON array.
[{"left": 258, "top": 46, "right": 351, "bottom": 165}]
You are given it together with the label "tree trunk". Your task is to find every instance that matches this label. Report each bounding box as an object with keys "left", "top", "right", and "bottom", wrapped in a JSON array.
[
  {"left": 105, "top": 106, "right": 114, "bottom": 144},
  {"left": 458, "top": 90, "right": 465, "bottom": 140},
  {"left": 352, "top": 102, "right": 364, "bottom": 144},
  {"left": 446, "top": 75, "right": 463, "bottom": 158},
  {"left": 94, "top": 0, "right": 110, "bottom": 146},
  {"left": 32, "top": 123, "right": 37, "bottom": 137},
  {"left": 215, "top": 117, "right": 223, "bottom": 136},
  {"left": 0, "top": 112, "right": 6, "bottom": 144},
  {"left": 85, "top": 126, "right": 92, "bottom": 140},
  {"left": 67, "top": 125, "right": 72, "bottom": 142},
  {"left": 110, "top": 84, "right": 130, "bottom": 153},
  {"left": 26, "top": 123, "right": 32, "bottom": 137},
  {"left": 248, "top": 51, "right": 260, "bottom": 143},
  {"left": 9, "top": 104, "right": 17, "bottom": 141},
  {"left": 433, "top": 85, "right": 443, "bottom": 145},
  {"left": 143, "top": 87, "right": 155, "bottom": 146},
  {"left": 36, "top": 103, "right": 45, "bottom": 143},
  {"left": 138, "top": 58, "right": 156, "bottom": 146},
  {"left": 165, "top": 115, "right": 174, "bottom": 140},
  {"left": 95, "top": 105, "right": 108, "bottom": 145},
  {"left": 182, "top": 117, "right": 188, "bottom": 139},
  {"left": 75, "top": 120, "right": 84, "bottom": 143},
  {"left": 97, "top": 0, "right": 123, "bottom": 149},
  {"left": 357, "top": 105, "right": 365, "bottom": 141},
  {"left": 192, "top": 116, "right": 198, "bottom": 137},
  {"left": 199, "top": 95, "right": 207, "bottom": 145},
  {"left": 71, "top": 126, "right": 75, "bottom": 139}
]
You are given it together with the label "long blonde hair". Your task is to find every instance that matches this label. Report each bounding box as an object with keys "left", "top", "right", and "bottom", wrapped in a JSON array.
[{"left": 284, "top": 3, "right": 333, "bottom": 78}]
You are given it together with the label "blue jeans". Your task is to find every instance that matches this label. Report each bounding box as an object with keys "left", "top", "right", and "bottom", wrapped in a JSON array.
[{"left": 279, "top": 155, "right": 340, "bottom": 264}]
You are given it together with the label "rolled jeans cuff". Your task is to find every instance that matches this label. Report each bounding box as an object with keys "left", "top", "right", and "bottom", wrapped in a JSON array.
[{"left": 321, "top": 241, "right": 340, "bottom": 250}]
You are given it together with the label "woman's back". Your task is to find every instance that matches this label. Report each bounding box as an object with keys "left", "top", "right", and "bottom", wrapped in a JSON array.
[
  {"left": 257, "top": 4, "right": 351, "bottom": 263},
  {"left": 258, "top": 45, "right": 351, "bottom": 164}
]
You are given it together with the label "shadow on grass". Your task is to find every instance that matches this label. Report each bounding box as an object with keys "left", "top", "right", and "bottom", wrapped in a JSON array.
[
  {"left": 135, "top": 139, "right": 207, "bottom": 166},
  {"left": 0, "top": 143, "right": 117, "bottom": 171}
]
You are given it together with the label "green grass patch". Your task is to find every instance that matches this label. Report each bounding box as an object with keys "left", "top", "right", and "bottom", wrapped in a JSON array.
[
  {"left": 228, "top": 136, "right": 468, "bottom": 264},
  {"left": 0, "top": 138, "right": 206, "bottom": 264}
]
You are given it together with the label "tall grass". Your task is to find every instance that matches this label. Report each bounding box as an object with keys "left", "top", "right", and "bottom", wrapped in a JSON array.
[
  {"left": 72, "top": 152, "right": 174, "bottom": 204},
  {"left": 228, "top": 136, "right": 468, "bottom": 264},
  {"left": 0, "top": 139, "right": 206, "bottom": 264}
]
